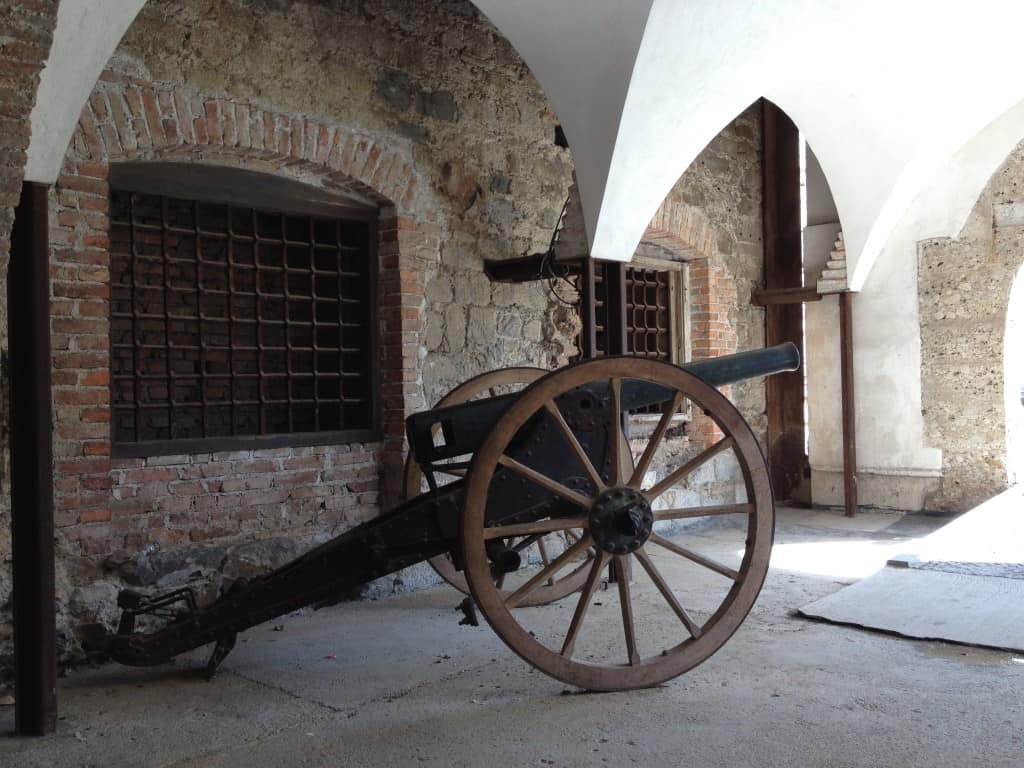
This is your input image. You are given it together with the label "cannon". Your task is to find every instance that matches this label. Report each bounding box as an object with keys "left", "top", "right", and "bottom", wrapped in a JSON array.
[{"left": 93, "top": 343, "right": 799, "bottom": 691}]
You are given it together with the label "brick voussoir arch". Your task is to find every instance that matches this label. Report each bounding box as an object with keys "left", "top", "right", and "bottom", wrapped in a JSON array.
[
  {"left": 643, "top": 197, "right": 739, "bottom": 448},
  {"left": 77, "top": 74, "right": 419, "bottom": 209},
  {"left": 53, "top": 72, "right": 430, "bottom": 554}
]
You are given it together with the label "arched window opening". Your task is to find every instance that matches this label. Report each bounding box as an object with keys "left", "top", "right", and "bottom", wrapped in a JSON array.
[{"left": 107, "top": 163, "right": 380, "bottom": 456}]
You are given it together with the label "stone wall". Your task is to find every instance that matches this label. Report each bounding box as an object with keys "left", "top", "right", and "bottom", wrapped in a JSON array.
[
  {"left": 0, "top": 0, "right": 577, "bottom": 674},
  {"left": 919, "top": 139, "right": 1024, "bottom": 511},
  {"left": 0, "top": 0, "right": 767, "bottom": 678}
]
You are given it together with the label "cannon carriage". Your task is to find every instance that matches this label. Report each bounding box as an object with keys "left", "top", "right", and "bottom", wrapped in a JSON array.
[{"left": 96, "top": 343, "right": 799, "bottom": 691}]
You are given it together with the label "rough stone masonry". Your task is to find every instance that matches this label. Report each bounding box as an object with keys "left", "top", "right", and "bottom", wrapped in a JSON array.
[{"left": 0, "top": 0, "right": 767, "bottom": 679}]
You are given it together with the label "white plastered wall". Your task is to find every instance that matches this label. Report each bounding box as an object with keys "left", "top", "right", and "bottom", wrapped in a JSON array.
[{"left": 807, "top": 99, "right": 1024, "bottom": 509}]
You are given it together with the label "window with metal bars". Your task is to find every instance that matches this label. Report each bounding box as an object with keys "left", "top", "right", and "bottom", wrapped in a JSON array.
[
  {"left": 108, "top": 184, "right": 378, "bottom": 457},
  {"left": 577, "top": 259, "right": 686, "bottom": 362},
  {"left": 576, "top": 258, "right": 688, "bottom": 415}
]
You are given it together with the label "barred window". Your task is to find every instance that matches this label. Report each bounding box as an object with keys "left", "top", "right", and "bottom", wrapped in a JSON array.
[
  {"left": 108, "top": 168, "right": 378, "bottom": 457},
  {"left": 579, "top": 259, "right": 686, "bottom": 363},
  {"left": 577, "top": 258, "right": 688, "bottom": 416}
]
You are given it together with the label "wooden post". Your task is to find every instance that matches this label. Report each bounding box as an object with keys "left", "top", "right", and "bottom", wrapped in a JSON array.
[
  {"left": 9, "top": 181, "right": 58, "bottom": 735},
  {"left": 839, "top": 292, "right": 857, "bottom": 517},
  {"left": 607, "top": 262, "right": 628, "bottom": 355},
  {"left": 580, "top": 258, "right": 597, "bottom": 359},
  {"left": 761, "top": 100, "right": 807, "bottom": 501}
]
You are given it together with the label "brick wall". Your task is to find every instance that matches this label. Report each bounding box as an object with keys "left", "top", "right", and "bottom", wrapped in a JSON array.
[{"left": 51, "top": 73, "right": 429, "bottom": 557}]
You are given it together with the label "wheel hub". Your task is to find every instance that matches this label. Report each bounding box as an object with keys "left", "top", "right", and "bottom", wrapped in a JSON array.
[{"left": 589, "top": 486, "right": 654, "bottom": 555}]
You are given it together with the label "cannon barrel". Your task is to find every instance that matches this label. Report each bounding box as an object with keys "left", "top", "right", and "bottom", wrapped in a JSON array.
[
  {"left": 408, "top": 342, "right": 800, "bottom": 465},
  {"left": 678, "top": 341, "right": 799, "bottom": 388}
]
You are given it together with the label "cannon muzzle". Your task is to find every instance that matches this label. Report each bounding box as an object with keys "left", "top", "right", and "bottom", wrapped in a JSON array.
[{"left": 680, "top": 341, "right": 800, "bottom": 388}]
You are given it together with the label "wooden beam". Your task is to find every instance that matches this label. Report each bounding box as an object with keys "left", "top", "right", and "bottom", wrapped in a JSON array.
[
  {"left": 751, "top": 286, "right": 823, "bottom": 306},
  {"left": 483, "top": 252, "right": 581, "bottom": 283},
  {"left": 581, "top": 258, "right": 597, "bottom": 358},
  {"left": 9, "top": 182, "right": 57, "bottom": 735},
  {"left": 839, "top": 292, "right": 858, "bottom": 517},
  {"left": 761, "top": 100, "right": 807, "bottom": 501},
  {"left": 608, "top": 262, "right": 627, "bottom": 355}
]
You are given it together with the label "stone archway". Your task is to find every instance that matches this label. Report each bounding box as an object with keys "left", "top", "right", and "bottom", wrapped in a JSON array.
[
  {"left": 50, "top": 72, "right": 432, "bottom": 555},
  {"left": 1005, "top": 263, "right": 1024, "bottom": 485},
  {"left": 919, "top": 141, "right": 1024, "bottom": 510}
]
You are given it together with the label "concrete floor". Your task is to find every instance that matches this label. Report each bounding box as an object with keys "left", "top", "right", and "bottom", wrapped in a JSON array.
[{"left": 3, "top": 507, "right": 1023, "bottom": 767}]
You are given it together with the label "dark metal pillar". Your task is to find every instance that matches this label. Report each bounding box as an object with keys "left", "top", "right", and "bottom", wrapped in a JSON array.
[
  {"left": 839, "top": 292, "right": 857, "bottom": 517},
  {"left": 8, "top": 181, "right": 57, "bottom": 735},
  {"left": 761, "top": 100, "right": 807, "bottom": 501}
]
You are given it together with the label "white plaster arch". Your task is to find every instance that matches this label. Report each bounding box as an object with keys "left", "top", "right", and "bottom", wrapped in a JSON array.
[
  {"left": 473, "top": 0, "right": 1024, "bottom": 286},
  {"left": 27, "top": 0, "right": 1024, "bottom": 292},
  {"left": 25, "top": 0, "right": 148, "bottom": 183},
  {"left": 805, "top": 96, "right": 1024, "bottom": 509}
]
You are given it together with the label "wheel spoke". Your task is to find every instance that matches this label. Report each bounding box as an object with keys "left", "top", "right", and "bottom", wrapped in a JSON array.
[
  {"left": 615, "top": 555, "right": 640, "bottom": 665},
  {"left": 644, "top": 436, "right": 735, "bottom": 502},
  {"left": 536, "top": 537, "right": 555, "bottom": 585},
  {"left": 544, "top": 400, "right": 606, "bottom": 492},
  {"left": 505, "top": 534, "right": 594, "bottom": 608},
  {"left": 511, "top": 534, "right": 542, "bottom": 553},
  {"left": 634, "top": 547, "right": 702, "bottom": 638},
  {"left": 629, "top": 392, "right": 684, "bottom": 488},
  {"left": 649, "top": 532, "right": 739, "bottom": 581},
  {"left": 560, "top": 551, "right": 609, "bottom": 658},
  {"left": 483, "top": 516, "right": 588, "bottom": 540},
  {"left": 654, "top": 503, "right": 753, "bottom": 521},
  {"left": 609, "top": 378, "right": 624, "bottom": 485},
  {"left": 497, "top": 454, "right": 594, "bottom": 509}
]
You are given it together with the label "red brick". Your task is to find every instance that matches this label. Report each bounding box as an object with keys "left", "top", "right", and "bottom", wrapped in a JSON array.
[
  {"left": 56, "top": 458, "right": 111, "bottom": 475},
  {"left": 54, "top": 389, "right": 107, "bottom": 405},
  {"left": 141, "top": 89, "right": 166, "bottom": 146},
  {"left": 74, "top": 404, "right": 108, "bottom": 423},
  {"left": 79, "top": 370, "right": 110, "bottom": 386},
  {"left": 57, "top": 174, "right": 106, "bottom": 196},
  {"left": 79, "top": 507, "right": 113, "bottom": 524},
  {"left": 81, "top": 474, "right": 113, "bottom": 491},
  {"left": 123, "top": 468, "right": 178, "bottom": 484},
  {"left": 204, "top": 100, "right": 222, "bottom": 145}
]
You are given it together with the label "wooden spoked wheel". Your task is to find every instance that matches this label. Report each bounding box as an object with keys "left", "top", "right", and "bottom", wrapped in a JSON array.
[
  {"left": 461, "top": 357, "right": 774, "bottom": 691},
  {"left": 404, "top": 367, "right": 593, "bottom": 605}
]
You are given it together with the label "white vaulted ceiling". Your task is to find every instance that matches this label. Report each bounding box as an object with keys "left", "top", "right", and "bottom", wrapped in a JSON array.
[{"left": 26, "top": 0, "right": 1024, "bottom": 288}]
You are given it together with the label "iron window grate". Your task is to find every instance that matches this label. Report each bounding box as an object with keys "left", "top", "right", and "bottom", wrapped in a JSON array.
[
  {"left": 109, "top": 190, "right": 376, "bottom": 450},
  {"left": 623, "top": 267, "right": 672, "bottom": 359}
]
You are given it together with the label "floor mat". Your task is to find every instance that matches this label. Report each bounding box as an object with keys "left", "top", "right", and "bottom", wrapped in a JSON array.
[
  {"left": 799, "top": 487, "right": 1024, "bottom": 651},
  {"left": 798, "top": 567, "right": 1024, "bottom": 651}
]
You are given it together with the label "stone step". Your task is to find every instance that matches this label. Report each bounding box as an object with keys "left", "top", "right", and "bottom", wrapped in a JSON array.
[{"left": 817, "top": 278, "right": 848, "bottom": 294}]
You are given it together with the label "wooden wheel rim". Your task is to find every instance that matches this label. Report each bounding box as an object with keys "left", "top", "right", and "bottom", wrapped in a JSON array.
[
  {"left": 404, "top": 367, "right": 592, "bottom": 604},
  {"left": 461, "top": 357, "right": 774, "bottom": 691}
]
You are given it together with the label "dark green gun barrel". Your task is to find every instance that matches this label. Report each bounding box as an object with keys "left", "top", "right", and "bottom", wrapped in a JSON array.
[{"left": 408, "top": 342, "right": 801, "bottom": 465}]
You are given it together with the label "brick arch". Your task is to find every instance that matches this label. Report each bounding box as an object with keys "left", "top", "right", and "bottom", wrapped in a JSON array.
[
  {"left": 644, "top": 199, "right": 739, "bottom": 447},
  {"left": 52, "top": 72, "right": 434, "bottom": 557},
  {"left": 644, "top": 197, "right": 717, "bottom": 258}
]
